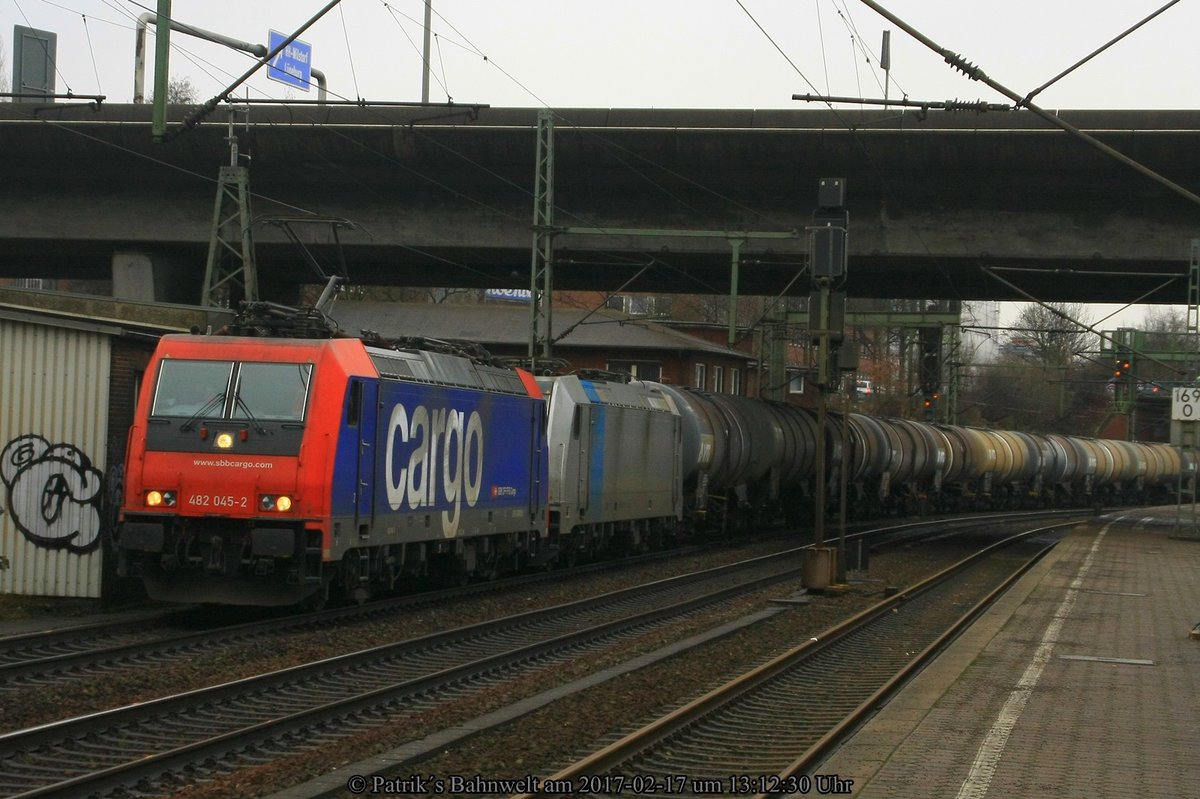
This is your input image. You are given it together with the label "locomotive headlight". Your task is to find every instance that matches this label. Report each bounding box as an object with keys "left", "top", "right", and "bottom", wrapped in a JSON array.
[
  {"left": 215, "top": 432, "right": 235, "bottom": 449},
  {"left": 259, "top": 494, "right": 294, "bottom": 512},
  {"left": 145, "top": 490, "right": 177, "bottom": 508}
]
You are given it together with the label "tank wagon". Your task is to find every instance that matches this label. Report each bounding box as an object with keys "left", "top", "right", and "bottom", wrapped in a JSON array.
[
  {"left": 653, "top": 385, "right": 1184, "bottom": 523},
  {"left": 116, "top": 327, "right": 1185, "bottom": 607}
]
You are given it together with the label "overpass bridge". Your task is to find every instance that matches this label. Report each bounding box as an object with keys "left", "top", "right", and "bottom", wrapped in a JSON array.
[{"left": 1, "top": 104, "right": 1198, "bottom": 306}]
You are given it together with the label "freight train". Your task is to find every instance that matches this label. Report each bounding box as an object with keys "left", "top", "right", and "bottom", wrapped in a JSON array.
[{"left": 115, "top": 317, "right": 1186, "bottom": 607}]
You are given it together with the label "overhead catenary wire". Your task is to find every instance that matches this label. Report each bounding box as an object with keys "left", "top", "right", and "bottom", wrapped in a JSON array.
[
  {"left": 80, "top": 14, "right": 103, "bottom": 92},
  {"left": 832, "top": 0, "right": 902, "bottom": 100},
  {"left": 780, "top": 0, "right": 1200, "bottom": 330},
  {"left": 338, "top": 4, "right": 361, "bottom": 101},
  {"left": 855, "top": 0, "right": 1200, "bottom": 210},
  {"left": 1021, "top": 0, "right": 1184, "bottom": 107},
  {"left": 815, "top": 0, "right": 832, "bottom": 95},
  {"left": 736, "top": 0, "right": 970, "bottom": 302},
  {"left": 381, "top": 2, "right": 451, "bottom": 100},
  {"left": 387, "top": 2, "right": 773, "bottom": 231},
  {"left": 789, "top": 0, "right": 1200, "bottom": 337},
  {"left": 434, "top": 34, "right": 451, "bottom": 102}
]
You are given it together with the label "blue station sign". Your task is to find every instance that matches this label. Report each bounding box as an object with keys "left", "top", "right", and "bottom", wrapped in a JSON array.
[
  {"left": 485, "top": 289, "right": 533, "bottom": 303},
  {"left": 266, "top": 30, "right": 312, "bottom": 92}
]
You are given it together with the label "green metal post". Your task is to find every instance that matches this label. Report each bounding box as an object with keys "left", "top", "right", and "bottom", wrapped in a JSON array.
[
  {"left": 529, "top": 109, "right": 555, "bottom": 368},
  {"left": 727, "top": 239, "right": 743, "bottom": 347},
  {"left": 151, "top": 0, "right": 171, "bottom": 142},
  {"left": 202, "top": 165, "right": 257, "bottom": 307}
]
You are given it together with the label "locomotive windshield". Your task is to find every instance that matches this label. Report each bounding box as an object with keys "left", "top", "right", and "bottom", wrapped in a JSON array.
[
  {"left": 152, "top": 360, "right": 234, "bottom": 418},
  {"left": 232, "top": 363, "right": 312, "bottom": 422},
  {"left": 151, "top": 359, "right": 312, "bottom": 422}
]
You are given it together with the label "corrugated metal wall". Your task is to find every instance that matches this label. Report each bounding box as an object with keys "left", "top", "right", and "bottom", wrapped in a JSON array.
[{"left": 1, "top": 317, "right": 111, "bottom": 598}]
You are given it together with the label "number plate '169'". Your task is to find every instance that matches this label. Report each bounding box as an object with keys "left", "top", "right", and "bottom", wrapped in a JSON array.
[{"left": 1171, "top": 387, "right": 1200, "bottom": 421}]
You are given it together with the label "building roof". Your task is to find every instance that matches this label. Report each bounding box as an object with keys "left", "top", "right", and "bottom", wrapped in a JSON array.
[
  {"left": 328, "top": 301, "right": 750, "bottom": 359},
  {"left": 0, "top": 287, "right": 234, "bottom": 339}
]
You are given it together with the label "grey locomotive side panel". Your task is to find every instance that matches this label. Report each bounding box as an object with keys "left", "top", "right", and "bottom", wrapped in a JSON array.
[{"left": 541, "top": 376, "right": 682, "bottom": 530}]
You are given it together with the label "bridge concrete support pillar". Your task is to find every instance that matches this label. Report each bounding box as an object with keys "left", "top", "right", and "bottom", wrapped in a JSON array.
[{"left": 111, "top": 250, "right": 194, "bottom": 304}]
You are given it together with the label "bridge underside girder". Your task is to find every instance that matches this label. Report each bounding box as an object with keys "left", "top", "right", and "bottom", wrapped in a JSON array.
[
  {"left": 1, "top": 104, "right": 1197, "bottom": 305},
  {"left": 2, "top": 237, "right": 1184, "bottom": 306}
]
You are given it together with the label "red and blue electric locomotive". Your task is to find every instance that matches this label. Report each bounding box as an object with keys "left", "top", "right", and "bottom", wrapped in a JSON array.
[{"left": 117, "top": 332, "right": 548, "bottom": 606}]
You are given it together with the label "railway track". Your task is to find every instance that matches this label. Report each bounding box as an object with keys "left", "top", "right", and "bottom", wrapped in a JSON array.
[
  {"left": 0, "top": 511, "right": 1090, "bottom": 798},
  {"left": 0, "top": 547, "right": 808, "bottom": 798},
  {"left": 0, "top": 510, "right": 1082, "bottom": 692},
  {"left": 513, "top": 520, "right": 1075, "bottom": 799},
  {"left": 0, "top": 540, "right": 736, "bottom": 689}
]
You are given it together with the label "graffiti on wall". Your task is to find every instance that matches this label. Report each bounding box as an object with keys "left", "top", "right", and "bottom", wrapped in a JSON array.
[{"left": 1, "top": 434, "right": 104, "bottom": 554}]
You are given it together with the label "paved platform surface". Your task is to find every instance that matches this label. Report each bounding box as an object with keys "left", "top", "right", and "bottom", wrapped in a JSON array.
[{"left": 821, "top": 510, "right": 1200, "bottom": 799}]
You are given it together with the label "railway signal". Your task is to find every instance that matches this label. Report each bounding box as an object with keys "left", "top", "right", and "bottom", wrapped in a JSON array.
[{"left": 1109, "top": 330, "right": 1138, "bottom": 426}]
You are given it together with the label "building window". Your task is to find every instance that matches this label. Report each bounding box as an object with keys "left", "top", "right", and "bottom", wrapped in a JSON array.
[
  {"left": 789, "top": 373, "right": 805, "bottom": 394},
  {"left": 694, "top": 363, "right": 707, "bottom": 389},
  {"left": 606, "top": 360, "right": 662, "bottom": 382},
  {"left": 730, "top": 368, "right": 741, "bottom": 396},
  {"left": 713, "top": 366, "right": 724, "bottom": 393},
  {"left": 608, "top": 295, "right": 665, "bottom": 316},
  {"left": 13, "top": 278, "right": 44, "bottom": 289}
]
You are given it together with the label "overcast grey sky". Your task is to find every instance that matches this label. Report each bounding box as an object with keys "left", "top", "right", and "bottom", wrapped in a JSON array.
[
  {"left": 4, "top": 0, "right": 1196, "bottom": 327},
  {"left": 4, "top": 1, "right": 1197, "bottom": 109}
]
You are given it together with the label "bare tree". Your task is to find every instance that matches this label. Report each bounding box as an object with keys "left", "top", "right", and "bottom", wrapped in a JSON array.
[
  {"left": 1003, "top": 302, "right": 1095, "bottom": 365},
  {"left": 1131, "top": 306, "right": 1200, "bottom": 389},
  {"left": 149, "top": 76, "right": 198, "bottom": 104},
  {"left": 1, "top": 37, "right": 9, "bottom": 96},
  {"left": 959, "top": 302, "right": 1108, "bottom": 434},
  {"left": 166, "top": 76, "right": 197, "bottom": 104},
  {"left": 1142, "top": 307, "right": 1192, "bottom": 353}
]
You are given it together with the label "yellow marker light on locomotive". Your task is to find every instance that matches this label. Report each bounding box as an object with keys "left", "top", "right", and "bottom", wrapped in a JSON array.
[
  {"left": 259, "top": 495, "right": 293, "bottom": 512},
  {"left": 215, "top": 432, "right": 235, "bottom": 449},
  {"left": 146, "top": 490, "right": 177, "bottom": 507}
]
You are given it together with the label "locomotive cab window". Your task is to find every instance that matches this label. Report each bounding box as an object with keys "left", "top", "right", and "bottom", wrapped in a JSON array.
[
  {"left": 151, "top": 359, "right": 312, "bottom": 422},
  {"left": 151, "top": 360, "right": 234, "bottom": 417},
  {"left": 233, "top": 363, "right": 313, "bottom": 422}
]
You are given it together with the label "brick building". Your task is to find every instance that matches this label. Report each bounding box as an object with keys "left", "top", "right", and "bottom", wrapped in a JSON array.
[{"left": 329, "top": 300, "right": 756, "bottom": 395}]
